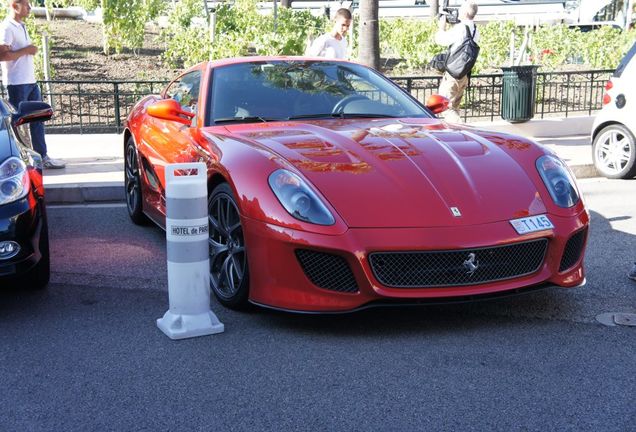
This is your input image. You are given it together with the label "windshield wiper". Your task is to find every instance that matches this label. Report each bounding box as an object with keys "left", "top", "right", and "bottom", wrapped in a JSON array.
[
  {"left": 340, "top": 113, "right": 399, "bottom": 118},
  {"left": 286, "top": 113, "right": 344, "bottom": 120},
  {"left": 287, "top": 113, "right": 399, "bottom": 120},
  {"left": 213, "top": 116, "right": 281, "bottom": 124}
]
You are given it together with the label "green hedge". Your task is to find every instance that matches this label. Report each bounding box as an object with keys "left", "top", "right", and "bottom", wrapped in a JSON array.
[{"left": 381, "top": 19, "right": 636, "bottom": 73}]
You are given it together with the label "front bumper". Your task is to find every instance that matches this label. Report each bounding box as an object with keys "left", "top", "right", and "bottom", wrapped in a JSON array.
[
  {"left": 242, "top": 211, "right": 589, "bottom": 312},
  {"left": 0, "top": 195, "right": 45, "bottom": 280}
]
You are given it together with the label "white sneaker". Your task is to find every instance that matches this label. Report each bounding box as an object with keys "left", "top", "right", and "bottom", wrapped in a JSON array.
[{"left": 43, "top": 155, "right": 66, "bottom": 169}]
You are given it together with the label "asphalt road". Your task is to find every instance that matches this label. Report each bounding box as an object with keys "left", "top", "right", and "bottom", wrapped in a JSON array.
[{"left": 1, "top": 178, "right": 634, "bottom": 431}]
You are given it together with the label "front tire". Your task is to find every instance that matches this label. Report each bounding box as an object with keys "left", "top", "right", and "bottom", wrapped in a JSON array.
[
  {"left": 125, "top": 136, "right": 149, "bottom": 224},
  {"left": 592, "top": 124, "right": 636, "bottom": 179},
  {"left": 208, "top": 183, "right": 250, "bottom": 309}
]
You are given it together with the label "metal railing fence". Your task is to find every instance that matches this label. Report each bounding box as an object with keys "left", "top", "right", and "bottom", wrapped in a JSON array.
[
  {"left": 0, "top": 69, "right": 613, "bottom": 133},
  {"left": 393, "top": 69, "right": 614, "bottom": 122},
  {"left": 0, "top": 80, "right": 170, "bottom": 133}
]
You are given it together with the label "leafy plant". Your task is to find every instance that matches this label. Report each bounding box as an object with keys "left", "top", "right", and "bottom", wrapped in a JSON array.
[
  {"left": 101, "top": 0, "right": 164, "bottom": 55},
  {"left": 161, "top": 0, "right": 326, "bottom": 69},
  {"left": 475, "top": 21, "right": 521, "bottom": 72},
  {"left": 380, "top": 18, "right": 441, "bottom": 72},
  {"left": 579, "top": 26, "right": 636, "bottom": 69}
]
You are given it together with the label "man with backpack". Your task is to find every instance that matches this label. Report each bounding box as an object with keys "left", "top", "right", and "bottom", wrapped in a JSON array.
[{"left": 434, "top": 1, "right": 479, "bottom": 123}]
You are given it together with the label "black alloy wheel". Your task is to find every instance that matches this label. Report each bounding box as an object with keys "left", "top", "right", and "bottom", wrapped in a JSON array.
[
  {"left": 124, "top": 136, "right": 148, "bottom": 224},
  {"left": 208, "top": 183, "right": 250, "bottom": 309}
]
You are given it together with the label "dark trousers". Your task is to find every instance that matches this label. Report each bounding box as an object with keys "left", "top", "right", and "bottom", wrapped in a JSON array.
[{"left": 7, "top": 83, "right": 47, "bottom": 157}]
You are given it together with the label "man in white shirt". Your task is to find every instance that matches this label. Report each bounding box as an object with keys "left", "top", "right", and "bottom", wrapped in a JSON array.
[
  {"left": 434, "top": 1, "right": 479, "bottom": 123},
  {"left": 0, "top": 0, "right": 65, "bottom": 168},
  {"left": 305, "top": 8, "right": 352, "bottom": 59}
]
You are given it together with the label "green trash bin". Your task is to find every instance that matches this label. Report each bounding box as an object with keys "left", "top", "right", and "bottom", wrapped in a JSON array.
[{"left": 501, "top": 65, "right": 539, "bottom": 123}]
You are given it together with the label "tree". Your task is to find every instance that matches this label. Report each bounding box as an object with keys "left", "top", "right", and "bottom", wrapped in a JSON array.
[
  {"left": 101, "top": 0, "right": 164, "bottom": 55},
  {"left": 357, "top": 0, "right": 379, "bottom": 69},
  {"left": 429, "top": 0, "right": 439, "bottom": 18},
  {"left": 281, "top": 0, "right": 293, "bottom": 7}
]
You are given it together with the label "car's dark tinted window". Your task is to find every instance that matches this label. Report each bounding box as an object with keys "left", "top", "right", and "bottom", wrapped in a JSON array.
[
  {"left": 207, "top": 61, "right": 430, "bottom": 125},
  {"left": 614, "top": 41, "right": 636, "bottom": 78}
]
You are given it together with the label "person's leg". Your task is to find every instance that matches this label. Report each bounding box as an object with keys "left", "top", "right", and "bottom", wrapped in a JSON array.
[
  {"left": 26, "top": 84, "right": 48, "bottom": 158},
  {"left": 438, "top": 73, "right": 465, "bottom": 123},
  {"left": 7, "top": 84, "right": 28, "bottom": 112},
  {"left": 453, "top": 74, "right": 469, "bottom": 117},
  {"left": 7, "top": 84, "right": 35, "bottom": 150}
]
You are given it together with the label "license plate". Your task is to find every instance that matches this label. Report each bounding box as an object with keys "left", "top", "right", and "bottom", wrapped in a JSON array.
[{"left": 509, "top": 214, "right": 554, "bottom": 235}]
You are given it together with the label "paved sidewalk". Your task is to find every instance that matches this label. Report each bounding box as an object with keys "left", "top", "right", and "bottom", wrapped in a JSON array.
[
  {"left": 45, "top": 133, "right": 123, "bottom": 204},
  {"left": 42, "top": 119, "right": 597, "bottom": 205}
]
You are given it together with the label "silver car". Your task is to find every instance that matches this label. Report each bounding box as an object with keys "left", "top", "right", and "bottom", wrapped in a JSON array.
[{"left": 591, "top": 41, "right": 636, "bottom": 179}]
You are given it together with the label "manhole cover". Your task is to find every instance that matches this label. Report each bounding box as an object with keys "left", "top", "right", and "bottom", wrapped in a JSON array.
[{"left": 596, "top": 312, "right": 636, "bottom": 327}]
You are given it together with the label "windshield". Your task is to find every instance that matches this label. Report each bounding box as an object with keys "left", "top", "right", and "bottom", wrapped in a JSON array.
[{"left": 207, "top": 61, "right": 431, "bottom": 125}]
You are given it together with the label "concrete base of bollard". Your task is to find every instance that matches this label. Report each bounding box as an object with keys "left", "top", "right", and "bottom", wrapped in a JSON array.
[{"left": 157, "top": 310, "right": 225, "bottom": 340}]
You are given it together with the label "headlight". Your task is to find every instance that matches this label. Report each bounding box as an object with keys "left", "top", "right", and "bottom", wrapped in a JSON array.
[
  {"left": 0, "top": 157, "right": 30, "bottom": 205},
  {"left": 268, "top": 169, "right": 335, "bottom": 225},
  {"left": 536, "top": 155, "right": 579, "bottom": 208}
]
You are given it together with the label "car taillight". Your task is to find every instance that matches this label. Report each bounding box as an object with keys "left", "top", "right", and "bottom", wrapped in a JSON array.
[{"left": 602, "top": 80, "right": 614, "bottom": 105}]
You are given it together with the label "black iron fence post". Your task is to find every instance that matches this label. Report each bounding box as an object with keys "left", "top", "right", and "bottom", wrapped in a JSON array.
[
  {"left": 114, "top": 82, "right": 121, "bottom": 133},
  {"left": 540, "top": 73, "right": 546, "bottom": 119},
  {"left": 589, "top": 71, "right": 595, "bottom": 116},
  {"left": 490, "top": 75, "right": 496, "bottom": 122},
  {"left": 77, "top": 82, "right": 83, "bottom": 134},
  {"left": 565, "top": 72, "right": 571, "bottom": 118}
]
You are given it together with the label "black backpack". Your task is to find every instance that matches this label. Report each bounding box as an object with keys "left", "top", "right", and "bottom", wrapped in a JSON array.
[{"left": 445, "top": 25, "right": 480, "bottom": 79}]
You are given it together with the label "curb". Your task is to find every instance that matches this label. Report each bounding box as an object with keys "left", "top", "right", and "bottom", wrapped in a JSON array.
[
  {"left": 570, "top": 164, "right": 598, "bottom": 180},
  {"left": 470, "top": 115, "right": 595, "bottom": 138},
  {"left": 45, "top": 182, "right": 124, "bottom": 205}
]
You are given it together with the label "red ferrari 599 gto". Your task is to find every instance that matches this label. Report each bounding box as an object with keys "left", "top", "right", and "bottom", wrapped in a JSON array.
[{"left": 124, "top": 57, "right": 589, "bottom": 312}]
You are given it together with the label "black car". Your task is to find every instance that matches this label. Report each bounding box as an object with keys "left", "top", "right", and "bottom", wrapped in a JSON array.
[{"left": 0, "top": 99, "right": 53, "bottom": 289}]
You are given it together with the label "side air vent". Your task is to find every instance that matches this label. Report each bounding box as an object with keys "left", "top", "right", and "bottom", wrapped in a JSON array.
[
  {"left": 295, "top": 249, "right": 358, "bottom": 293},
  {"left": 559, "top": 228, "right": 588, "bottom": 272}
]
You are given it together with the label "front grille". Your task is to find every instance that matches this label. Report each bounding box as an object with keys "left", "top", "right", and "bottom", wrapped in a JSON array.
[
  {"left": 559, "top": 228, "right": 587, "bottom": 272},
  {"left": 369, "top": 239, "right": 548, "bottom": 288},
  {"left": 295, "top": 249, "right": 358, "bottom": 293}
]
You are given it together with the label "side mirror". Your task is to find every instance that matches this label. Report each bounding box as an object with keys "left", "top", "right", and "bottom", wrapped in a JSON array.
[
  {"left": 147, "top": 99, "right": 195, "bottom": 125},
  {"left": 425, "top": 94, "right": 449, "bottom": 115},
  {"left": 13, "top": 101, "right": 53, "bottom": 126}
]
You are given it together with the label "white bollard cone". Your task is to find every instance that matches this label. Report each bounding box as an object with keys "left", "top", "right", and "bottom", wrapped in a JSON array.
[{"left": 157, "top": 162, "right": 224, "bottom": 339}]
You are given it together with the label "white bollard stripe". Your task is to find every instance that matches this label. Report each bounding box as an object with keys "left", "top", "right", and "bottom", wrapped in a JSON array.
[
  {"left": 166, "top": 197, "right": 207, "bottom": 219},
  {"left": 167, "top": 241, "right": 209, "bottom": 263}
]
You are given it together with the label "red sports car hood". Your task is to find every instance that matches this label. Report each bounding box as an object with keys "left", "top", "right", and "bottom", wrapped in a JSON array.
[{"left": 225, "top": 118, "right": 548, "bottom": 228}]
